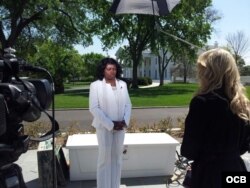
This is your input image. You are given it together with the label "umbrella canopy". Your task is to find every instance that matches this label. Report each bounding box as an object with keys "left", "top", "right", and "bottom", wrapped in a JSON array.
[
  {"left": 110, "top": 0, "right": 180, "bottom": 16},
  {"left": 109, "top": 0, "right": 203, "bottom": 50}
]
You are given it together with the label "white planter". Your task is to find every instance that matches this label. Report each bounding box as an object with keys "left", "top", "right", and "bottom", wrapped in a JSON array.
[{"left": 66, "top": 133, "right": 180, "bottom": 181}]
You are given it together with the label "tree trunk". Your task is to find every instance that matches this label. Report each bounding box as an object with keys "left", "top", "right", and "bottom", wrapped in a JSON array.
[
  {"left": 131, "top": 51, "right": 143, "bottom": 89},
  {"left": 183, "top": 62, "right": 187, "bottom": 83},
  {"left": 159, "top": 72, "right": 164, "bottom": 86},
  {"left": 54, "top": 76, "right": 65, "bottom": 94},
  {"left": 132, "top": 59, "right": 139, "bottom": 89}
]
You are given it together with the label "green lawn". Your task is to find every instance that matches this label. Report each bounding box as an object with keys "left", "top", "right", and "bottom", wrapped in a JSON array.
[
  {"left": 54, "top": 83, "right": 197, "bottom": 109},
  {"left": 64, "top": 81, "right": 91, "bottom": 89},
  {"left": 55, "top": 83, "right": 250, "bottom": 109}
]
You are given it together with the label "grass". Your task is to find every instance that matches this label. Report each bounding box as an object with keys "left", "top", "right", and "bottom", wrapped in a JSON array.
[
  {"left": 55, "top": 88, "right": 89, "bottom": 108},
  {"left": 64, "top": 81, "right": 91, "bottom": 89},
  {"left": 55, "top": 82, "right": 250, "bottom": 109},
  {"left": 54, "top": 83, "right": 198, "bottom": 109},
  {"left": 129, "top": 83, "right": 197, "bottom": 107}
]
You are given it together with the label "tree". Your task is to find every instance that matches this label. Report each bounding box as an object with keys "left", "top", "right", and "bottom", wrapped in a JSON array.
[
  {"left": 67, "top": 53, "right": 85, "bottom": 83},
  {"left": 175, "top": 49, "right": 197, "bottom": 83},
  {"left": 101, "top": 14, "right": 155, "bottom": 88},
  {"left": 27, "top": 40, "right": 83, "bottom": 93},
  {"left": 150, "top": 0, "right": 219, "bottom": 84},
  {"left": 90, "top": 1, "right": 163, "bottom": 88},
  {"left": 82, "top": 53, "right": 105, "bottom": 79},
  {"left": 0, "top": 0, "right": 107, "bottom": 93},
  {"left": 0, "top": 0, "right": 100, "bottom": 54},
  {"left": 157, "top": 49, "right": 173, "bottom": 86},
  {"left": 96, "top": 0, "right": 219, "bottom": 88},
  {"left": 241, "top": 65, "right": 250, "bottom": 76},
  {"left": 226, "top": 31, "right": 250, "bottom": 67},
  {"left": 116, "top": 46, "right": 132, "bottom": 67}
]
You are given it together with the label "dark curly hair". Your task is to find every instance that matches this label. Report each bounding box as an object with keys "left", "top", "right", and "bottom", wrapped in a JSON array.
[{"left": 96, "top": 57, "right": 123, "bottom": 80}]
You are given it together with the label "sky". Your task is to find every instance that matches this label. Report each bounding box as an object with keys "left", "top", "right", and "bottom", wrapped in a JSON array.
[
  {"left": 76, "top": 0, "right": 250, "bottom": 64},
  {"left": 208, "top": 0, "right": 250, "bottom": 64}
]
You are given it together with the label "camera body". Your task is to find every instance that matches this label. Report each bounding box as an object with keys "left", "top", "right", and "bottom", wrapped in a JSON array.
[
  {"left": 0, "top": 48, "right": 53, "bottom": 187},
  {"left": 0, "top": 79, "right": 52, "bottom": 164}
]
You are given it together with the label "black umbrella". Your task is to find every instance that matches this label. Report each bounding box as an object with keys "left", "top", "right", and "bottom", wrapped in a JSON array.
[
  {"left": 110, "top": 0, "right": 203, "bottom": 50},
  {"left": 110, "top": 0, "right": 180, "bottom": 16}
]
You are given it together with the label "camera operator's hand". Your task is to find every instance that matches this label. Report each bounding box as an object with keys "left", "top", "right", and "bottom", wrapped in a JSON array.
[{"left": 113, "top": 120, "right": 127, "bottom": 131}]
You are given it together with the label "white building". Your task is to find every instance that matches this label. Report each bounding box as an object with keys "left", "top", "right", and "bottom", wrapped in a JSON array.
[{"left": 116, "top": 48, "right": 175, "bottom": 82}]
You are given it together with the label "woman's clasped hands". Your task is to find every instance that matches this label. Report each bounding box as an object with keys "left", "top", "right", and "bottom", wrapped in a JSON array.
[{"left": 113, "top": 120, "right": 127, "bottom": 130}]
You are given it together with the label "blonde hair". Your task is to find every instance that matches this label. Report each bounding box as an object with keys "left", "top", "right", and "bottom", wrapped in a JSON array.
[{"left": 196, "top": 48, "right": 250, "bottom": 121}]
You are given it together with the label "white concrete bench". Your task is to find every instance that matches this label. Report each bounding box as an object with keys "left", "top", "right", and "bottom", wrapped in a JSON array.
[{"left": 66, "top": 133, "right": 180, "bottom": 181}]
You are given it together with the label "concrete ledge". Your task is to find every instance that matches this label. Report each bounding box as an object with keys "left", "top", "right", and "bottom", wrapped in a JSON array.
[{"left": 66, "top": 133, "right": 180, "bottom": 181}]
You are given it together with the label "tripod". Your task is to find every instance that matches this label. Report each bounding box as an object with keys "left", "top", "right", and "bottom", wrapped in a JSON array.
[{"left": 0, "top": 123, "right": 29, "bottom": 188}]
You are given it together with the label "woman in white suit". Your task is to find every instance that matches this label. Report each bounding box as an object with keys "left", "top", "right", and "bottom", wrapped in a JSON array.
[{"left": 89, "top": 58, "right": 132, "bottom": 188}]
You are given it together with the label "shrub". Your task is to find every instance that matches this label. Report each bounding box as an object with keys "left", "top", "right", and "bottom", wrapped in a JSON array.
[
  {"left": 24, "top": 116, "right": 185, "bottom": 150},
  {"left": 120, "top": 77, "right": 132, "bottom": 88},
  {"left": 137, "top": 77, "right": 152, "bottom": 85},
  {"left": 145, "top": 77, "right": 152, "bottom": 85}
]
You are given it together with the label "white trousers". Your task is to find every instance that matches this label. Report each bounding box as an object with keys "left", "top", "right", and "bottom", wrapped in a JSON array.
[{"left": 96, "top": 128, "right": 125, "bottom": 188}]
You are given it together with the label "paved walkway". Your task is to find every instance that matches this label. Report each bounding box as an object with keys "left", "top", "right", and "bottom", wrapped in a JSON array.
[
  {"left": 40, "top": 107, "right": 189, "bottom": 133},
  {"left": 14, "top": 124, "right": 250, "bottom": 188},
  {"left": 16, "top": 146, "right": 186, "bottom": 188},
  {"left": 139, "top": 82, "right": 160, "bottom": 88},
  {"left": 16, "top": 147, "right": 250, "bottom": 188}
]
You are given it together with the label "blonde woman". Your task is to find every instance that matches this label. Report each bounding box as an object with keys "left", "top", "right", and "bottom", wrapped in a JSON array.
[{"left": 181, "top": 48, "right": 250, "bottom": 188}]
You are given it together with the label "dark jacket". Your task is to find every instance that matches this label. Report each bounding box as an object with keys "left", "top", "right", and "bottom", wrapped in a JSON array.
[{"left": 181, "top": 91, "right": 250, "bottom": 188}]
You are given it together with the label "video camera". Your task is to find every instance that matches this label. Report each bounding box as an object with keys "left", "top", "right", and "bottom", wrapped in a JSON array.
[{"left": 0, "top": 48, "right": 58, "bottom": 187}]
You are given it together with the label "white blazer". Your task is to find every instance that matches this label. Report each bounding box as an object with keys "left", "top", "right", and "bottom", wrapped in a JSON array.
[{"left": 89, "top": 79, "right": 132, "bottom": 131}]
